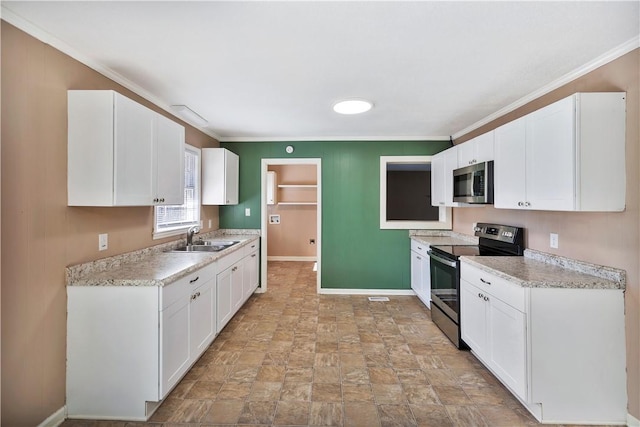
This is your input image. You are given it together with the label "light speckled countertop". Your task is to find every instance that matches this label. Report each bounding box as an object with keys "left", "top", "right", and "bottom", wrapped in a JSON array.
[
  {"left": 67, "top": 231, "right": 260, "bottom": 287},
  {"left": 410, "top": 230, "right": 478, "bottom": 247},
  {"left": 461, "top": 249, "right": 625, "bottom": 290}
]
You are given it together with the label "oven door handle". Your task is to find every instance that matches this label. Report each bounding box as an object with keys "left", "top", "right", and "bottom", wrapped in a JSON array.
[{"left": 427, "top": 250, "right": 457, "bottom": 268}]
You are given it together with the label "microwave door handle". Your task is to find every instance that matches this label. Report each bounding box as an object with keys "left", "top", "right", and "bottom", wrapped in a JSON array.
[{"left": 427, "top": 250, "right": 457, "bottom": 268}]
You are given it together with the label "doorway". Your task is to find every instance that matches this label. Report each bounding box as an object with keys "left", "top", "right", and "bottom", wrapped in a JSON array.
[{"left": 260, "top": 158, "right": 322, "bottom": 293}]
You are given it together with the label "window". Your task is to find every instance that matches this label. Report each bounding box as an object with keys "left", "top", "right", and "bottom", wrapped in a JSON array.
[
  {"left": 154, "top": 145, "right": 201, "bottom": 238},
  {"left": 379, "top": 156, "right": 451, "bottom": 230}
]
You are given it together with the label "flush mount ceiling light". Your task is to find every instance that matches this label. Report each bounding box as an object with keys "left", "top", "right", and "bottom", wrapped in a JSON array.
[
  {"left": 170, "top": 105, "right": 208, "bottom": 127},
  {"left": 332, "top": 99, "right": 373, "bottom": 115}
]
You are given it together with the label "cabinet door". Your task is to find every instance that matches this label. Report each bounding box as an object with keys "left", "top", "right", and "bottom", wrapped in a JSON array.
[
  {"left": 430, "top": 152, "right": 445, "bottom": 207},
  {"left": 460, "top": 280, "right": 487, "bottom": 357},
  {"left": 225, "top": 151, "right": 240, "bottom": 205},
  {"left": 231, "top": 264, "right": 244, "bottom": 311},
  {"left": 190, "top": 278, "right": 216, "bottom": 356},
  {"left": 243, "top": 251, "right": 259, "bottom": 300},
  {"left": 474, "top": 131, "right": 494, "bottom": 164},
  {"left": 457, "top": 139, "right": 476, "bottom": 167},
  {"left": 420, "top": 254, "right": 431, "bottom": 308},
  {"left": 494, "top": 117, "right": 527, "bottom": 209},
  {"left": 525, "top": 96, "right": 575, "bottom": 211},
  {"left": 443, "top": 147, "right": 459, "bottom": 207},
  {"left": 410, "top": 251, "right": 422, "bottom": 295},
  {"left": 160, "top": 296, "right": 191, "bottom": 398},
  {"left": 216, "top": 267, "right": 233, "bottom": 334},
  {"left": 154, "top": 114, "right": 185, "bottom": 205},
  {"left": 113, "top": 93, "right": 155, "bottom": 206},
  {"left": 487, "top": 296, "right": 527, "bottom": 400}
]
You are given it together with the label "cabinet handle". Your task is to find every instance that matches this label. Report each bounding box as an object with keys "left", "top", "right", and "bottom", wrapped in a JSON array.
[
  {"left": 517, "top": 201, "right": 524, "bottom": 207},
  {"left": 189, "top": 276, "right": 200, "bottom": 284},
  {"left": 525, "top": 201, "right": 531, "bottom": 207},
  {"left": 232, "top": 266, "right": 238, "bottom": 272},
  {"left": 480, "top": 278, "right": 491, "bottom": 285},
  {"left": 484, "top": 296, "right": 489, "bottom": 302},
  {"left": 191, "top": 294, "right": 197, "bottom": 300},
  {"left": 161, "top": 198, "right": 165, "bottom": 202},
  {"left": 478, "top": 293, "right": 483, "bottom": 298},
  {"left": 417, "top": 246, "right": 422, "bottom": 250},
  {"left": 251, "top": 245, "right": 256, "bottom": 249},
  {"left": 251, "top": 254, "right": 256, "bottom": 258},
  {"left": 153, "top": 198, "right": 158, "bottom": 203}
]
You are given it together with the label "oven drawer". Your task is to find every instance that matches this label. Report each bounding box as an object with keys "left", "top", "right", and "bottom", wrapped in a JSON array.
[
  {"left": 460, "top": 262, "right": 526, "bottom": 312},
  {"left": 410, "top": 239, "right": 430, "bottom": 258}
]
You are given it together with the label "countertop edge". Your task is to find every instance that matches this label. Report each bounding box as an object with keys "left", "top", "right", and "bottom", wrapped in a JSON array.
[{"left": 460, "top": 253, "right": 625, "bottom": 290}]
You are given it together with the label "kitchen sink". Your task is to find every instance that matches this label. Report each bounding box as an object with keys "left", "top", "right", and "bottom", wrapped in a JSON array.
[{"left": 166, "top": 240, "right": 240, "bottom": 253}]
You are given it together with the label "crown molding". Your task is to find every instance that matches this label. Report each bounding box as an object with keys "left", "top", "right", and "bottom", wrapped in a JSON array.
[
  {"left": 452, "top": 36, "right": 640, "bottom": 140},
  {"left": 219, "top": 135, "right": 451, "bottom": 143},
  {"left": 1, "top": 7, "right": 222, "bottom": 141}
]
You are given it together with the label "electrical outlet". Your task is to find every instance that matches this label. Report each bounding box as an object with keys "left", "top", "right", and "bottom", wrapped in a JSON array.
[
  {"left": 245, "top": 208, "right": 251, "bottom": 217},
  {"left": 208, "top": 219, "right": 212, "bottom": 228},
  {"left": 269, "top": 214, "right": 280, "bottom": 224},
  {"left": 550, "top": 233, "right": 559, "bottom": 249},
  {"left": 98, "top": 233, "right": 108, "bottom": 251}
]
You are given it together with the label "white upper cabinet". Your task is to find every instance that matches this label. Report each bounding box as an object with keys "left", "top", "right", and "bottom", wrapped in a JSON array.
[
  {"left": 457, "top": 131, "right": 494, "bottom": 167},
  {"left": 430, "top": 151, "right": 445, "bottom": 207},
  {"left": 68, "top": 90, "right": 185, "bottom": 206},
  {"left": 494, "top": 117, "right": 527, "bottom": 209},
  {"left": 154, "top": 114, "right": 187, "bottom": 205},
  {"left": 494, "top": 92, "right": 626, "bottom": 211},
  {"left": 431, "top": 146, "right": 462, "bottom": 207},
  {"left": 202, "top": 148, "right": 239, "bottom": 205}
]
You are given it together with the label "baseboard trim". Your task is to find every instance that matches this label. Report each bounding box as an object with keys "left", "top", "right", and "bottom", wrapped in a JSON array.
[
  {"left": 267, "top": 256, "right": 317, "bottom": 261},
  {"left": 38, "top": 406, "right": 66, "bottom": 427},
  {"left": 628, "top": 413, "right": 640, "bottom": 427},
  {"left": 319, "top": 288, "right": 415, "bottom": 296}
]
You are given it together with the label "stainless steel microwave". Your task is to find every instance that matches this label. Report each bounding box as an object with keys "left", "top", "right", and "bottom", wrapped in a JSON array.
[{"left": 452, "top": 161, "right": 494, "bottom": 204}]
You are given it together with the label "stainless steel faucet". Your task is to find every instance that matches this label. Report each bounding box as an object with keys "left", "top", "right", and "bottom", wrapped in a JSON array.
[{"left": 186, "top": 225, "right": 200, "bottom": 246}]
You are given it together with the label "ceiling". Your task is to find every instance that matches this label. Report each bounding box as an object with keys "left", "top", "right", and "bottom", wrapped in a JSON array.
[{"left": 3, "top": 1, "right": 639, "bottom": 142}]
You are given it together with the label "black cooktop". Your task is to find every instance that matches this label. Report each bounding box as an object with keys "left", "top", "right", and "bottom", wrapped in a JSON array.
[{"left": 430, "top": 245, "right": 480, "bottom": 257}]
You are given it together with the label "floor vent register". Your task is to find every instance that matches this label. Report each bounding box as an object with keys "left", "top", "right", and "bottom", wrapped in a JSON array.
[{"left": 368, "top": 296, "right": 390, "bottom": 302}]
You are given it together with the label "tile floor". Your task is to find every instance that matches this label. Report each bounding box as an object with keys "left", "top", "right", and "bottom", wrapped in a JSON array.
[{"left": 62, "top": 261, "right": 606, "bottom": 427}]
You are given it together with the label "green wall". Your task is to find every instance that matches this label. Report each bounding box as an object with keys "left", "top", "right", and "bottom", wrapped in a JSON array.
[{"left": 220, "top": 140, "right": 450, "bottom": 290}]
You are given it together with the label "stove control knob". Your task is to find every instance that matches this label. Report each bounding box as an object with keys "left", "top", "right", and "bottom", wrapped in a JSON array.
[{"left": 474, "top": 226, "right": 482, "bottom": 232}]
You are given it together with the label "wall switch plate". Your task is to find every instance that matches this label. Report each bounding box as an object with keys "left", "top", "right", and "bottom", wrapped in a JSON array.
[
  {"left": 208, "top": 219, "right": 212, "bottom": 228},
  {"left": 245, "top": 208, "right": 251, "bottom": 216},
  {"left": 550, "top": 233, "right": 559, "bottom": 249},
  {"left": 98, "top": 233, "right": 108, "bottom": 251},
  {"left": 269, "top": 214, "right": 281, "bottom": 224}
]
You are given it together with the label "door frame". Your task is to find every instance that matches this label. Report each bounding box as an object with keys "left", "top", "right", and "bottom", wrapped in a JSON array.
[{"left": 259, "top": 158, "right": 322, "bottom": 293}]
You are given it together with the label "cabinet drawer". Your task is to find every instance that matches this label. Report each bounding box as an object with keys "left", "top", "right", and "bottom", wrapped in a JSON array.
[
  {"left": 217, "top": 246, "right": 245, "bottom": 271},
  {"left": 461, "top": 262, "right": 526, "bottom": 312},
  {"left": 411, "top": 240, "right": 430, "bottom": 258},
  {"left": 244, "top": 239, "right": 260, "bottom": 257},
  {"left": 161, "top": 263, "right": 216, "bottom": 310}
]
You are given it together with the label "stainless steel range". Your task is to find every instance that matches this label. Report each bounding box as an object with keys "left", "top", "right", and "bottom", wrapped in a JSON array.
[{"left": 428, "top": 223, "right": 524, "bottom": 349}]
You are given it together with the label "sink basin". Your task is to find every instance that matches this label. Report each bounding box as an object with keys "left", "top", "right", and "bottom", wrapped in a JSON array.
[{"left": 166, "top": 240, "right": 240, "bottom": 253}]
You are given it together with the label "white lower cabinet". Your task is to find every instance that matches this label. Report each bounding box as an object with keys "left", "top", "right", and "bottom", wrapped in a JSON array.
[
  {"left": 160, "top": 293, "right": 191, "bottom": 398},
  {"left": 216, "top": 239, "right": 261, "bottom": 334},
  {"left": 410, "top": 240, "right": 431, "bottom": 308},
  {"left": 67, "top": 238, "right": 260, "bottom": 421},
  {"left": 243, "top": 242, "right": 260, "bottom": 300},
  {"left": 190, "top": 277, "right": 216, "bottom": 359},
  {"left": 461, "top": 278, "right": 526, "bottom": 399},
  {"left": 460, "top": 261, "right": 627, "bottom": 424}
]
